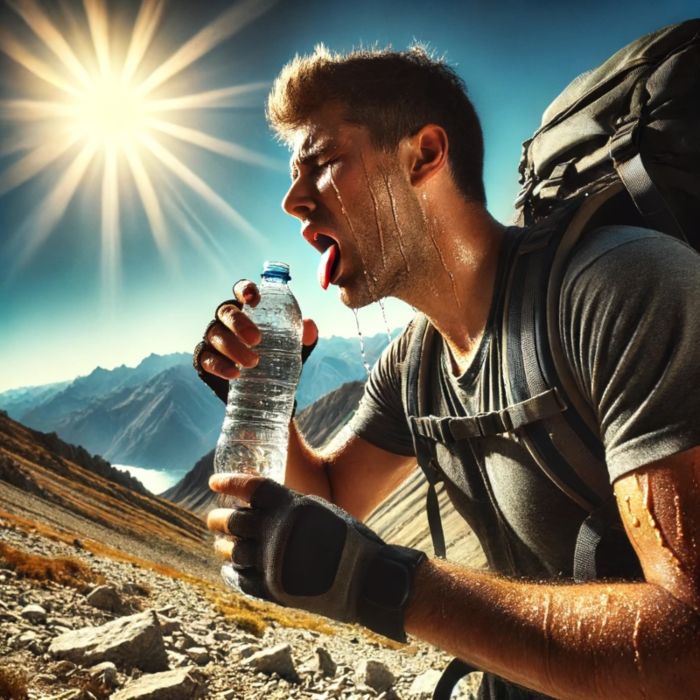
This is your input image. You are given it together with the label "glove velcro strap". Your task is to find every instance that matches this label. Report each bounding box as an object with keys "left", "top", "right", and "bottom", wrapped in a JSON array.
[{"left": 356, "top": 545, "right": 426, "bottom": 643}]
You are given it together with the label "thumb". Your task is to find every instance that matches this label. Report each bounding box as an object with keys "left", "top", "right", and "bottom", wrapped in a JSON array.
[{"left": 302, "top": 318, "right": 319, "bottom": 347}]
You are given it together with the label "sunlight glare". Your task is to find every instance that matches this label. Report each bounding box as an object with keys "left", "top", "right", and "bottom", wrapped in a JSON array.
[{"left": 0, "top": 0, "right": 278, "bottom": 287}]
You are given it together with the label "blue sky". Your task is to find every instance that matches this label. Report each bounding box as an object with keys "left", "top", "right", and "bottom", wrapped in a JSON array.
[{"left": 0, "top": 0, "right": 696, "bottom": 391}]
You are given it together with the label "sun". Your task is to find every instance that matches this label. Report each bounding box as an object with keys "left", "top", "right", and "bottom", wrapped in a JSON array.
[
  {"left": 71, "top": 75, "right": 147, "bottom": 147},
  {"left": 0, "top": 0, "right": 280, "bottom": 287}
]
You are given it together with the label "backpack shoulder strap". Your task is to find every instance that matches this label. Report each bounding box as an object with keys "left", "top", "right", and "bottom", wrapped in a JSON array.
[
  {"left": 544, "top": 182, "right": 625, "bottom": 432},
  {"left": 508, "top": 186, "right": 645, "bottom": 581},
  {"left": 502, "top": 196, "right": 616, "bottom": 513},
  {"left": 401, "top": 314, "right": 447, "bottom": 559}
]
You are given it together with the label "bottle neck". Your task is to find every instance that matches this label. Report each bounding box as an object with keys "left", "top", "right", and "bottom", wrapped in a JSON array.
[{"left": 261, "top": 276, "right": 288, "bottom": 287}]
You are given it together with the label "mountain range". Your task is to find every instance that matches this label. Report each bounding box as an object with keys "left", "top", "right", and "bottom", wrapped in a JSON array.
[{"left": 0, "top": 331, "right": 400, "bottom": 476}]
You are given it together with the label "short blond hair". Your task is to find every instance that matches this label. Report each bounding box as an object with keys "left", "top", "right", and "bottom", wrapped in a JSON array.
[{"left": 267, "top": 45, "right": 486, "bottom": 203}]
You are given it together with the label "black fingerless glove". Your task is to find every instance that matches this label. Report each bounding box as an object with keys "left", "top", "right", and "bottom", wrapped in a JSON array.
[
  {"left": 227, "top": 479, "right": 426, "bottom": 642},
  {"left": 193, "top": 300, "right": 317, "bottom": 406}
]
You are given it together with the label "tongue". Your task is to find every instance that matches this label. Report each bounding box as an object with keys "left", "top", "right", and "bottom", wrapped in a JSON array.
[{"left": 318, "top": 243, "right": 338, "bottom": 290}]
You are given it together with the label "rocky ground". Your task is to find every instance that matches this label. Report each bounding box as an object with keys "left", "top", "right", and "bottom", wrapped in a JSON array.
[{"left": 0, "top": 518, "right": 482, "bottom": 700}]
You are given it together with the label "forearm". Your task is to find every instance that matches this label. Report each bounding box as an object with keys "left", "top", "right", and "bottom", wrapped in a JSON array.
[
  {"left": 284, "top": 420, "right": 332, "bottom": 500},
  {"left": 284, "top": 421, "right": 417, "bottom": 520},
  {"left": 405, "top": 558, "right": 700, "bottom": 700}
]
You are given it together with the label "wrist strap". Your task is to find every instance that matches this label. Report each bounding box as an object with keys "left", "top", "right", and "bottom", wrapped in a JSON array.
[{"left": 357, "top": 545, "right": 426, "bottom": 642}]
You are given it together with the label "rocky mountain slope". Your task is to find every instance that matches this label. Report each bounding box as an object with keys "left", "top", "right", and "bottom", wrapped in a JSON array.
[
  {"left": 0, "top": 412, "right": 482, "bottom": 699},
  {"left": 0, "top": 410, "right": 213, "bottom": 578},
  {"left": 0, "top": 515, "right": 481, "bottom": 699}
]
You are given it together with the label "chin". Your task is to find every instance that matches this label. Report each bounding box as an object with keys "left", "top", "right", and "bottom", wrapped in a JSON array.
[{"left": 337, "top": 283, "right": 383, "bottom": 310}]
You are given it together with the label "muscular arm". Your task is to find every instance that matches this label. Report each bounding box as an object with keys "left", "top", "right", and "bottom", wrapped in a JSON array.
[
  {"left": 405, "top": 447, "right": 700, "bottom": 700},
  {"left": 285, "top": 420, "right": 416, "bottom": 521}
]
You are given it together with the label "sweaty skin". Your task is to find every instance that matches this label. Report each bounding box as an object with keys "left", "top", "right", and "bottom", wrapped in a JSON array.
[
  {"left": 403, "top": 450, "right": 700, "bottom": 700},
  {"left": 203, "top": 102, "right": 699, "bottom": 698}
]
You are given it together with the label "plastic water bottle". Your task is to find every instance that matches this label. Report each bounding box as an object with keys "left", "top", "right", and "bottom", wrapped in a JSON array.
[{"left": 214, "top": 261, "right": 302, "bottom": 588}]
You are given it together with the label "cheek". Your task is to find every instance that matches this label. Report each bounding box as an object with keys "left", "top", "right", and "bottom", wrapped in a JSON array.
[{"left": 319, "top": 161, "right": 364, "bottom": 201}]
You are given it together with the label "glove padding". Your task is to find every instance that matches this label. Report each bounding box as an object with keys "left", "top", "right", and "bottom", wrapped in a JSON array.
[{"left": 228, "top": 479, "right": 426, "bottom": 642}]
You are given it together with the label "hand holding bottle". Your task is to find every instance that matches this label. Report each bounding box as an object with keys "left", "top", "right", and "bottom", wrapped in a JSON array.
[{"left": 193, "top": 279, "right": 318, "bottom": 403}]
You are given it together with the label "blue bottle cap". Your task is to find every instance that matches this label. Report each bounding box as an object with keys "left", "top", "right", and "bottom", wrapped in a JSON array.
[{"left": 261, "top": 261, "right": 291, "bottom": 281}]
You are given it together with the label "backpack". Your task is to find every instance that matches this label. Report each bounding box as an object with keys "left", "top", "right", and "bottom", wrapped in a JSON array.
[{"left": 403, "top": 19, "right": 700, "bottom": 700}]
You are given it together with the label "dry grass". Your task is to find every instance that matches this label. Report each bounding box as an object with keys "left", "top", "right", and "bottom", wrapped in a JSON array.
[
  {"left": 0, "top": 541, "right": 104, "bottom": 592},
  {"left": 0, "top": 509, "right": 402, "bottom": 647},
  {"left": 207, "top": 588, "right": 338, "bottom": 638},
  {"left": 0, "top": 667, "right": 28, "bottom": 700}
]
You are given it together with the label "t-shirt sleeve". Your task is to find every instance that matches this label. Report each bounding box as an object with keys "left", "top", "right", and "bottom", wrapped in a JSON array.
[
  {"left": 347, "top": 326, "right": 416, "bottom": 457},
  {"left": 560, "top": 226, "right": 700, "bottom": 482}
]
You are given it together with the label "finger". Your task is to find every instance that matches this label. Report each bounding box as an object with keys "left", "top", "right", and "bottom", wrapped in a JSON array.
[
  {"left": 231, "top": 539, "right": 261, "bottom": 570},
  {"left": 205, "top": 321, "right": 259, "bottom": 368},
  {"left": 214, "top": 298, "right": 241, "bottom": 315},
  {"left": 214, "top": 536, "right": 234, "bottom": 561},
  {"left": 233, "top": 279, "right": 260, "bottom": 308},
  {"left": 209, "top": 472, "right": 267, "bottom": 503},
  {"left": 198, "top": 346, "right": 241, "bottom": 380},
  {"left": 207, "top": 507, "right": 234, "bottom": 534},
  {"left": 227, "top": 508, "right": 263, "bottom": 539},
  {"left": 302, "top": 318, "right": 319, "bottom": 347},
  {"left": 216, "top": 304, "right": 261, "bottom": 347}
]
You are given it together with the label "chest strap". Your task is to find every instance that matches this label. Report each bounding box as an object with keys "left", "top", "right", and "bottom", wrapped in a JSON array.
[{"left": 408, "top": 387, "right": 566, "bottom": 443}]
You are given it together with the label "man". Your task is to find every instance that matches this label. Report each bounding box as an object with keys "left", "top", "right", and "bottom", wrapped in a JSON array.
[{"left": 196, "top": 47, "right": 700, "bottom": 698}]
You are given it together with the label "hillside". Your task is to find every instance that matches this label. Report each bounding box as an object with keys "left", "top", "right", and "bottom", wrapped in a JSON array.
[
  {"left": 0, "top": 413, "right": 480, "bottom": 699},
  {"left": 0, "top": 410, "right": 213, "bottom": 578},
  {"left": 162, "top": 381, "right": 366, "bottom": 516}
]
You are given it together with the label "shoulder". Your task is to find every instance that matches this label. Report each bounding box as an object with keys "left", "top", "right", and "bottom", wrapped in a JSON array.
[{"left": 563, "top": 224, "right": 699, "bottom": 289}]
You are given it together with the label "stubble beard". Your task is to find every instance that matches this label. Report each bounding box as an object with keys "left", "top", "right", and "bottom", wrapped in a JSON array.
[
  {"left": 335, "top": 215, "right": 415, "bottom": 310},
  {"left": 335, "top": 160, "right": 423, "bottom": 309}
]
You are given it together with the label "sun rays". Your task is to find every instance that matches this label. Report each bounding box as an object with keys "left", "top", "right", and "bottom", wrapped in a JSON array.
[{"left": 0, "top": 0, "right": 280, "bottom": 287}]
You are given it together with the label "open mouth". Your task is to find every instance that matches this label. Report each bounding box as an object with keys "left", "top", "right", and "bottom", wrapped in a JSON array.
[{"left": 313, "top": 232, "right": 341, "bottom": 290}]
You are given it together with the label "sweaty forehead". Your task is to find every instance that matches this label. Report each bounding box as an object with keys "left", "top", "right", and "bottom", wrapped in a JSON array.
[
  {"left": 290, "top": 127, "right": 338, "bottom": 163},
  {"left": 288, "top": 102, "right": 366, "bottom": 163}
]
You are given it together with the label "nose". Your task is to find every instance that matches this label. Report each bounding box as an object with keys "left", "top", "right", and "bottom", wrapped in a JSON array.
[{"left": 282, "top": 175, "right": 316, "bottom": 221}]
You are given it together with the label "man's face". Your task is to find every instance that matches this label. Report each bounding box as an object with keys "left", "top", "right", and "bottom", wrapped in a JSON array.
[{"left": 282, "top": 103, "right": 423, "bottom": 308}]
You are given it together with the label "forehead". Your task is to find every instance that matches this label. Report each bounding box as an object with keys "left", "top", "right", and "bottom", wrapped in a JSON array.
[{"left": 288, "top": 102, "right": 369, "bottom": 162}]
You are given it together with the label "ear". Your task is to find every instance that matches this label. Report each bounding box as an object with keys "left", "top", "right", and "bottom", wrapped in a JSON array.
[{"left": 406, "top": 124, "right": 449, "bottom": 188}]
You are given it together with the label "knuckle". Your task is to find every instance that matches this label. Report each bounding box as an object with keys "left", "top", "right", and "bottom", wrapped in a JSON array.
[
  {"left": 216, "top": 304, "right": 236, "bottom": 325},
  {"left": 204, "top": 320, "right": 225, "bottom": 343},
  {"left": 203, "top": 351, "right": 239, "bottom": 379}
]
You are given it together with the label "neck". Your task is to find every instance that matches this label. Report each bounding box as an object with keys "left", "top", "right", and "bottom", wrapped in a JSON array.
[{"left": 400, "top": 198, "right": 506, "bottom": 375}]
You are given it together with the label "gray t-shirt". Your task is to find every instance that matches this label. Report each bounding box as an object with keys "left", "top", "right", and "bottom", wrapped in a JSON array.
[{"left": 350, "top": 225, "right": 700, "bottom": 579}]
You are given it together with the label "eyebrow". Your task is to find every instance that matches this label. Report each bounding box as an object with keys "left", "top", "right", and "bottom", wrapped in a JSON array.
[{"left": 289, "top": 140, "right": 338, "bottom": 175}]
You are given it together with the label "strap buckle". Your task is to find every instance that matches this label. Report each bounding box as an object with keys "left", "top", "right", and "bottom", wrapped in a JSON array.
[
  {"left": 409, "top": 416, "right": 453, "bottom": 443},
  {"left": 475, "top": 410, "right": 512, "bottom": 437}
]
